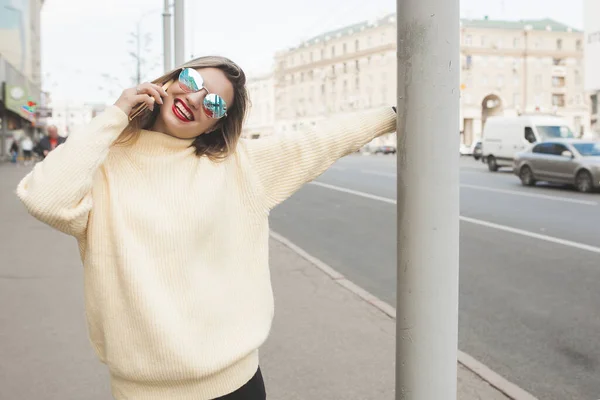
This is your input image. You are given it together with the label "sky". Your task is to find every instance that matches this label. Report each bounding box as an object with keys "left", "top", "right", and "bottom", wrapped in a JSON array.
[{"left": 39, "top": 0, "right": 584, "bottom": 105}]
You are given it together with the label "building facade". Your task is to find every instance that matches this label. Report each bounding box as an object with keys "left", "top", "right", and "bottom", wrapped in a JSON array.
[
  {"left": 47, "top": 103, "right": 106, "bottom": 136},
  {"left": 242, "top": 73, "right": 275, "bottom": 139},
  {"left": 584, "top": 0, "right": 600, "bottom": 134},
  {"left": 271, "top": 14, "right": 397, "bottom": 146},
  {"left": 0, "top": 0, "right": 45, "bottom": 158},
  {"left": 460, "top": 18, "right": 589, "bottom": 145},
  {"left": 246, "top": 15, "right": 589, "bottom": 148}
]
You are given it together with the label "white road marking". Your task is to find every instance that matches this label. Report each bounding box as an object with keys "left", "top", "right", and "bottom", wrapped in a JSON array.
[
  {"left": 461, "top": 184, "right": 598, "bottom": 206},
  {"left": 460, "top": 216, "right": 600, "bottom": 254},
  {"left": 329, "top": 168, "right": 597, "bottom": 206},
  {"left": 308, "top": 181, "right": 600, "bottom": 254},
  {"left": 309, "top": 181, "right": 396, "bottom": 204}
]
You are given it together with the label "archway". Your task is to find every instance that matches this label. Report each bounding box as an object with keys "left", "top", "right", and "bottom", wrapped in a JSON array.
[{"left": 481, "top": 94, "right": 504, "bottom": 131}]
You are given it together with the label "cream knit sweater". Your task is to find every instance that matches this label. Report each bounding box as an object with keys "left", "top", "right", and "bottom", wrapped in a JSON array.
[{"left": 17, "top": 105, "right": 396, "bottom": 399}]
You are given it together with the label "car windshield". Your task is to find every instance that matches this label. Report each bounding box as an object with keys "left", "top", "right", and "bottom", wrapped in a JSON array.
[
  {"left": 572, "top": 142, "right": 600, "bottom": 156},
  {"left": 536, "top": 125, "right": 575, "bottom": 139}
]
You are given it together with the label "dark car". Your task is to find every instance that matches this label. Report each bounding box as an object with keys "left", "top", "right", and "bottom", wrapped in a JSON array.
[
  {"left": 374, "top": 145, "right": 397, "bottom": 155},
  {"left": 472, "top": 140, "right": 482, "bottom": 160}
]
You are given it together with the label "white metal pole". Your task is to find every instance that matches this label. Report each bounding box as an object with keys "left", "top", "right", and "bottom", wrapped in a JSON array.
[
  {"left": 174, "top": 0, "right": 185, "bottom": 67},
  {"left": 396, "top": 0, "right": 460, "bottom": 398},
  {"left": 163, "top": 0, "right": 172, "bottom": 72}
]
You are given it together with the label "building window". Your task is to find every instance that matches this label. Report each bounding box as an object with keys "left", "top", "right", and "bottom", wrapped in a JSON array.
[
  {"left": 355, "top": 76, "right": 360, "bottom": 89},
  {"left": 300, "top": 72, "right": 304, "bottom": 82},
  {"left": 553, "top": 58, "right": 564, "bottom": 66},
  {"left": 343, "top": 62, "right": 347, "bottom": 73},
  {"left": 575, "top": 70, "right": 582, "bottom": 85},
  {"left": 552, "top": 94, "right": 565, "bottom": 107},
  {"left": 355, "top": 60, "right": 360, "bottom": 71},
  {"left": 513, "top": 38, "right": 519, "bottom": 48},
  {"left": 497, "top": 56, "right": 504, "bottom": 68},
  {"left": 535, "top": 94, "right": 542, "bottom": 106},
  {"left": 556, "top": 39, "right": 562, "bottom": 50},
  {"left": 343, "top": 43, "right": 347, "bottom": 54},
  {"left": 331, "top": 65, "right": 335, "bottom": 75},
  {"left": 576, "top": 39, "right": 582, "bottom": 51},
  {"left": 591, "top": 94, "right": 598, "bottom": 114},
  {"left": 482, "top": 75, "right": 488, "bottom": 86},
  {"left": 321, "top": 84, "right": 326, "bottom": 95},
  {"left": 535, "top": 75, "right": 542, "bottom": 89},
  {"left": 513, "top": 74, "right": 520, "bottom": 86},
  {"left": 465, "top": 55, "right": 472, "bottom": 70},
  {"left": 482, "top": 56, "right": 489, "bottom": 67},
  {"left": 331, "top": 46, "right": 335, "bottom": 57},
  {"left": 355, "top": 39, "right": 360, "bottom": 51},
  {"left": 310, "top": 52, "right": 314, "bottom": 62},
  {"left": 552, "top": 76, "right": 565, "bottom": 88},
  {"left": 497, "top": 75, "right": 504, "bottom": 88},
  {"left": 367, "top": 36, "right": 372, "bottom": 46},
  {"left": 481, "top": 36, "right": 486, "bottom": 46},
  {"left": 513, "top": 93, "right": 521, "bottom": 107},
  {"left": 464, "top": 35, "right": 472, "bottom": 46},
  {"left": 321, "top": 48, "right": 325, "bottom": 59},
  {"left": 575, "top": 94, "right": 582, "bottom": 105}
]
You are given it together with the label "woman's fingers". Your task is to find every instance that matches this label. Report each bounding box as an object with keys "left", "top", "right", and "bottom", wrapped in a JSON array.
[
  {"left": 133, "top": 94, "right": 157, "bottom": 111},
  {"left": 136, "top": 84, "right": 164, "bottom": 105}
]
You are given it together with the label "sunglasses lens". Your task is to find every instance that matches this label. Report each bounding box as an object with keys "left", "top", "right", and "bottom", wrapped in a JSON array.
[
  {"left": 203, "top": 93, "right": 227, "bottom": 119},
  {"left": 178, "top": 68, "right": 204, "bottom": 93}
]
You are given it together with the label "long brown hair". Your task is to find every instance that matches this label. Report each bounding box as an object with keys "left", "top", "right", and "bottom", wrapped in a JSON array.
[{"left": 115, "top": 56, "right": 249, "bottom": 161}]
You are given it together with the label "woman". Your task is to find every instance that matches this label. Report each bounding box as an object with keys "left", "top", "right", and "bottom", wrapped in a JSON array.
[
  {"left": 17, "top": 56, "right": 396, "bottom": 400},
  {"left": 9, "top": 137, "right": 19, "bottom": 164}
]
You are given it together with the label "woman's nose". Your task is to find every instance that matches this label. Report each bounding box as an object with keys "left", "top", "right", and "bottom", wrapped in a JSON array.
[{"left": 185, "top": 90, "right": 207, "bottom": 110}]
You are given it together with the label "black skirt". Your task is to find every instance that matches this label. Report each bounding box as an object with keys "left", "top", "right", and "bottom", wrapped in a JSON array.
[{"left": 213, "top": 367, "right": 266, "bottom": 400}]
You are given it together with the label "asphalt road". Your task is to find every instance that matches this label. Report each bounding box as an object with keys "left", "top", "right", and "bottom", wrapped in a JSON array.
[{"left": 269, "top": 154, "right": 600, "bottom": 400}]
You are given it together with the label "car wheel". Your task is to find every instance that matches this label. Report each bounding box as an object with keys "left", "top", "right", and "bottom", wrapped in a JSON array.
[
  {"left": 473, "top": 155, "right": 480, "bottom": 161},
  {"left": 519, "top": 166, "right": 536, "bottom": 186},
  {"left": 576, "top": 170, "right": 594, "bottom": 193},
  {"left": 487, "top": 156, "right": 499, "bottom": 172}
]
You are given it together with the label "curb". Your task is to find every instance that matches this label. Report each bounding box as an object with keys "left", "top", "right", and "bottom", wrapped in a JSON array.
[{"left": 270, "top": 231, "right": 538, "bottom": 400}]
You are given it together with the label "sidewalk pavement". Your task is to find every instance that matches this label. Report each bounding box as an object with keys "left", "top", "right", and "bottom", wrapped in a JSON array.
[
  {"left": 263, "top": 237, "right": 510, "bottom": 400},
  {"left": 1, "top": 163, "right": 510, "bottom": 399}
]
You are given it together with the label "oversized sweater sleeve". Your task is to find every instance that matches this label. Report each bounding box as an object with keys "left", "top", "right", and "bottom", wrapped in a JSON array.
[
  {"left": 16, "top": 105, "right": 129, "bottom": 238},
  {"left": 241, "top": 106, "right": 397, "bottom": 210}
]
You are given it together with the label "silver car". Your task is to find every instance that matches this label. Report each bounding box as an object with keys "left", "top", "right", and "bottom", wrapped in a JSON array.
[{"left": 513, "top": 139, "right": 600, "bottom": 193}]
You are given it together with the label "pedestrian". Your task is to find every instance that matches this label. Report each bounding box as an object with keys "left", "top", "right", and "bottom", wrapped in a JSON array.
[
  {"left": 16, "top": 56, "right": 397, "bottom": 400},
  {"left": 35, "top": 125, "right": 65, "bottom": 159},
  {"left": 9, "top": 136, "right": 19, "bottom": 164},
  {"left": 20, "top": 135, "right": 34, "bottom": 165}
]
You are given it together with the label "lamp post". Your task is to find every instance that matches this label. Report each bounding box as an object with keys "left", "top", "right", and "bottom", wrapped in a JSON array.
[
  {"left": 174, "top": 0, "right": 185, "bottom": 66},
  {"left": 396, "top": 0, "right": 460, "bottom": 398}
]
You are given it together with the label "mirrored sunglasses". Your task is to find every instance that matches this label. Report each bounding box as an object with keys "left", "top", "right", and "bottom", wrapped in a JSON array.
[{"left": 178, "top": 68, "right": 228, "bottom": 119}]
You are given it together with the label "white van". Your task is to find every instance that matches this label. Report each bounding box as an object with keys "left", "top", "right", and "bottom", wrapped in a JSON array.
[{"left": 481, "top": 115, "right": 575, "bottom": 171}]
